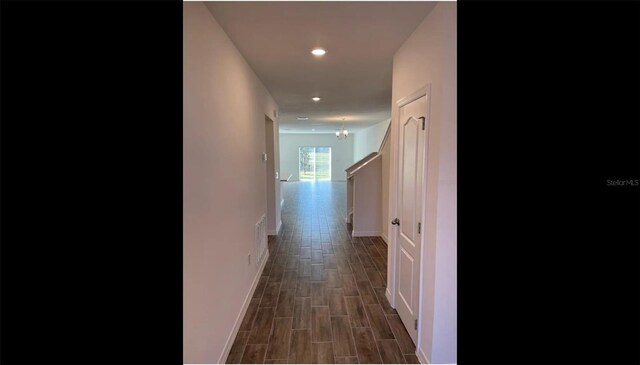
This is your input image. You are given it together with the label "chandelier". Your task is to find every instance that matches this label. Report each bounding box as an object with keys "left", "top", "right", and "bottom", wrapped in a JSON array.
[{"left": 336, "top": 119, "right": 349, "bottom": 140}]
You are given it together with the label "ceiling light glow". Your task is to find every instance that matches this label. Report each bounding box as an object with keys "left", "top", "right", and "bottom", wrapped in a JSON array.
[
  {"left": 312, "top": 97, "right": 321, "bottom": 102},
  {"left": 311, "top": 48, "right": 326, "bottom": 56}
]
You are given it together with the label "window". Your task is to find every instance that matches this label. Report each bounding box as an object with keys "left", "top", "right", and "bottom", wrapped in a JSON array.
[{"left": 298, "top": 147, "right": 331, "bottom": 181}]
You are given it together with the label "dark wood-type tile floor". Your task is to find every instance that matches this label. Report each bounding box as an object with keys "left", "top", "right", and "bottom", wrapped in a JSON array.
[{"left": 227, "top": 182, "right": 418, "bottom": 364}]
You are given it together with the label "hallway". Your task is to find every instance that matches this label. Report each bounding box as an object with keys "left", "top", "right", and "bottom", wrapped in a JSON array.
[
  {"left": 227, "top": 182, "right": 418, "bottom": 364},
  {"left": 184, "top": 2, "right": 458, "bottom": 362}
]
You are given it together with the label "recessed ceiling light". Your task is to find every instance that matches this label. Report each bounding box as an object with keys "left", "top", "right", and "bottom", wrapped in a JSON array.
[
  {"left": 297, "top": 116, "right": 309, "bottom": 120},
  {"left": 311, "top": 48, "right": 326, "bottom": 56},
  {"left": 311, "top": 129, "right": 315, "bottom": 131},
  {"left": 312, "top": 97, "right": 321, "bottom": 102}
]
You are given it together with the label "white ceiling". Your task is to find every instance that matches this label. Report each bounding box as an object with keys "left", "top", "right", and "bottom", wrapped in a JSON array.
[{"left": 205, "top": 1, "right": 436, "bottom": 134}]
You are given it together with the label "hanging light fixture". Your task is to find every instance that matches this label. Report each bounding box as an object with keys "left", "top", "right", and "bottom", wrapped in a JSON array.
[{"left": 336, "top": 118, "right": 349, "bottom": 140}]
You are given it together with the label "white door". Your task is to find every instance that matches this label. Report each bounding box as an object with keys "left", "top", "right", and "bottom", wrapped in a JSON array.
[{"left": 394, "top": 94, "right": 427, "bottom": 344}]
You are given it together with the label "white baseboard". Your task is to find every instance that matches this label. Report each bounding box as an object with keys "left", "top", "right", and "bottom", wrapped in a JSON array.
[
  {"left": 217, "top": 250, "right": 270, "bottom": 364},
  {"left": 380, "top": 232, "right": 388, "bottom": 244},
  {"left": 416, "top": 346, "right": 430, "bottom": 364},
  {"left": 385, "top": 287, "right": 393, "bottom": 307},
  {"left": 268, "top": 220, "right": 282, "bottom": 236},
  {"left": 352, "top": 230, "right": 381, "bottom": 237}
]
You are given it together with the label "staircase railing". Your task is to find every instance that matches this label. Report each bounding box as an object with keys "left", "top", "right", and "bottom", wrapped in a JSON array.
[{"left": 378, "top": 120, "right": 391, "bottom": 154}]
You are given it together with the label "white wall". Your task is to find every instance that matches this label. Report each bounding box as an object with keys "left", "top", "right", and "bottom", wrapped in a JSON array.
[
  {"left": 183, "top": 3, "right": 280, "bottom": 363},
  {"left": 353, "top": 119, "right": 391, "bottom": 162},
  {"left": 279, "top": 134, "right": 354, "bottom": 181},
  {"left": 388, "top": 3, "right": 457, "bottom": 364}
]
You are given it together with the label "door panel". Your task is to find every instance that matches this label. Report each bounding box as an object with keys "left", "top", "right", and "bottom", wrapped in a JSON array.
[
  {"left": 401, "top": 119, "right": 419, "bottom": 241},
  {"left": 398, "top": 247, "right": 415, "bottom": 314},
  {"left": 394, "top": 95, "right": 426, "bottom": 344}
]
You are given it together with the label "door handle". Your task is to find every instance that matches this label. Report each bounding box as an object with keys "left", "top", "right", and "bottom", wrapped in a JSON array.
[{"left": 391, "top": 218, "right": 400, "bottom": 226}]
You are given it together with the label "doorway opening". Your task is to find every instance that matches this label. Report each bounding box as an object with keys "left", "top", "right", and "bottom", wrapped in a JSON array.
[
  {"left": 265, "top": 115, "right": 278, "bottom": 235},
  {"left": 298, "top": 146, "right": 331, "bottom": 181}
]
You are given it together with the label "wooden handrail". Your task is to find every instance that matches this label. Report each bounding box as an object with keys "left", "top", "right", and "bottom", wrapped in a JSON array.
[
  {"left": 345, "top": 152, "right": 378, "bottom": 173},
  {"left": 346, "top": 119, "right": 390, "bottom": 175},
  {"left": 378, "top": 120, "right": 391, "bottom": 153},
  {"left": 348, "top": 153, "right": 382, "bottom": 177}
]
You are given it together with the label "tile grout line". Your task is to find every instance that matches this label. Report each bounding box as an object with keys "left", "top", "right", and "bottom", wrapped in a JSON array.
[
  {"left": 236, "top": 238, "right": 273, "bottom": 364},
  {"left": 363, "top": 235, "right": 408, "bottom": 364},
  {"left": 236, "top": 183, "right": 414, "bottom": 364},
  {"left": 262, "top": 242, "right": 288, "bottom": 362},
  {"left": 350, "top": 225, "right": 394, "bottom": 364}
]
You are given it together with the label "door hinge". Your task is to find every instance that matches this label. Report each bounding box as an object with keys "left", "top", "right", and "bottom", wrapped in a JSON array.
[
  {"left": 418, "top": 222, "right": 421, "bottom": 234},
  {"left": 414, "top": 319, "right": 418, "bottom": 330},
  {"left": 419, "top": 116, "right": 425, "bottom": 130}
]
